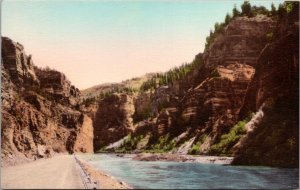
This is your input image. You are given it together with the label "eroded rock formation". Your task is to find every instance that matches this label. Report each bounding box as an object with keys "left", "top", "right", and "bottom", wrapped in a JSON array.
[
  {"left": 93, "top": 94, "right": 135, "bottom": 150},
  {"left": 153, "top": 15, "right": 275, "bottom": 148},
  {"left": 232, "top": 6, "right": 299, "bottom": 167},
  {"left": 92, "top": 11, "right": 298, "bottom": 168},
  {"left": 1, "top": 37, "right": 93, "bottom": 166}
]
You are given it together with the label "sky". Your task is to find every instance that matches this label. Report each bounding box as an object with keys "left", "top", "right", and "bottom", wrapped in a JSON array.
[{"left": 2, "top": 0, "right": 283, "bottom": 89}]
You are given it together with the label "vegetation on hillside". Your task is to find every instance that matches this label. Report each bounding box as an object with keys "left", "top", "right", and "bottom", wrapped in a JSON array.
[
  {"left": 205, "top": 1, "right": 297, "bottom": 49},
  {"left": 81, "top": 87, "right": 136, "bottom": 106},
  {"left": 139, "top": 1, "right": 298, "bottom": 93},
  {"left": 148, "top": 134, "right": 177, "bottom": 153},
  {"left": 115, "top": 134, "right": 144, "bottom": 153},
  {"left": 209, "top": 119, "right": 249, "bottom": 156},
  {"left": 140, "top": 54, "right": 203, "bottom": 92},
  {"left": 188, "top": 134, "right": 208, "bottom": 155}
]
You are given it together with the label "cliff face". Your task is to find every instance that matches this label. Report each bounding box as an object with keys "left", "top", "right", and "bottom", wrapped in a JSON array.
[
  {"left": 2, "top": 38, "right": 39, "bottom": 88},
  {"left": 93, "top": 94, "right": 135, "bottom": 150},
  {"left": 1, "top": 37, "right": 93, "bottom": 166},
  {"left": 203, "top": 16, "right": 275, "bottom": 68},
  {"left": 154, "top": 16, "right": 275, "bottom": 151},
  {"left": 35, "top": 68, "right": 80, "bottom": 106},
  {"left": 92, "top": 11, "right": 298, "bottom": 167},
  {"left": 93, "top": 15, "right": 278, "bottom": 156},
  {"left": 232, "top": 6, "right": 299, "bottom": 167},
  {"left": 182, "top": 16, "right": 274, "bottom": 123}
]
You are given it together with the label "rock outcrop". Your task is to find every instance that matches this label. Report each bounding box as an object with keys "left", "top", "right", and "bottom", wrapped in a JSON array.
[
  {"left": 2, "top": 37, "right": 39, "bottom": 88},
  {"left": 203, "top": 16, "right": 275, "bottom": 68},
  {"left": 232, "top": 5, "right": 299, "bottom": 167},
  {"left": 35, "top": 68, "right": 80, "bottom": 106},
  {"left": 1, "top": 37, "right": 93, "bottom": 166},
  {"left": 93, "top": 94, "right": 135, "bottom": 150},
  {"left": 152, "top": 16, "right": 275, "bottom": 149}
]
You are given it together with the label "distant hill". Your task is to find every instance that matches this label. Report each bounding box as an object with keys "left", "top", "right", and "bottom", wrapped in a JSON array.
[{"left": 80, "top": 73, "right": 157, "bottom": 100}]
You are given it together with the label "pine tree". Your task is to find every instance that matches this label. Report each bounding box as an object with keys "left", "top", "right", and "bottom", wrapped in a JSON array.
[
  {"left": 225, "top": 13, "right": 231, "bottom": 25},
  {"left": 271, "top": 3, "right": 276, "bottom": 16},
  {"left": 232, "top": 4, "right": 240, "bottom": 17},
  {"left": 278, "top": 3, "right": 286, "bottom": 18},
  {"left": 241, "top": 1, "right": 252, "bottom": 17}
]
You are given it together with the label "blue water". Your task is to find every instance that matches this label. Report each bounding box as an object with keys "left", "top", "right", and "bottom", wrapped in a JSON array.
[{"left": 80, "top": 154, "right": 299, "bottom": 189}]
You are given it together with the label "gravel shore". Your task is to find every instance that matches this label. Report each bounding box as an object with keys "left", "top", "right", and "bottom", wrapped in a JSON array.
[{"left": 77, "top": 158, "right": 132, "bottom": 189}]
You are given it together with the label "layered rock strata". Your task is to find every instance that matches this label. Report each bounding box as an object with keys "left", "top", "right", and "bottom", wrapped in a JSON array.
[{"left": 1, "top": 37, "right": 93, "bottom": 166}]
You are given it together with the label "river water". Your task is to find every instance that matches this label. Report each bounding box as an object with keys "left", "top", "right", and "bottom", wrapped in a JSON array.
[{"left": 80, "top": 154, "right": 299, "bottom": 189}]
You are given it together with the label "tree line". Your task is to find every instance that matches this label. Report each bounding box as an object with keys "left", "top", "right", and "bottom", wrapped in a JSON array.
[
  {"left": 140, "top": 55, "right": 203, "bottom": 92},
  {"left": 205, "top": 1, "right": 297, "bottom": 49}
]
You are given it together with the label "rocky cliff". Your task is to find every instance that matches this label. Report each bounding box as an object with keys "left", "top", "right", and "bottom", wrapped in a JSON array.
[
  {"left": 232, "top": 4, "right": 299, "bottom": 167},
  {"left": 90, "top": 15, "right": 274, "bottom": 150},
  {"left": 90, "top": 4, "right": 299, "bottom": 168},
  {"left": 93, "top": 94, "right": 135, "bottom": 150},
  {"left": 1, "top": 37, "right": 93, "bottom": 166}
]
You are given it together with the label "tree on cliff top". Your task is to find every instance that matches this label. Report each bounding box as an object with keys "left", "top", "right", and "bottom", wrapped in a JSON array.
[
  {"left": 241, "top": 1, "right": 253, "bottom": 17},
  {"left": 232, "top": 4, "right": 240, "bottom": 17},
  {"left": 225, "top": 13, "right": 231, "bottom": 25},
  {"left": 271, "top": 3, "right": 277, "bottom": 16}
]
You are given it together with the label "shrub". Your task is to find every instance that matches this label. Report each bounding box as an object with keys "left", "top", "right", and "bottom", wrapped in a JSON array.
[
  {"left": 115, "top": 134, "right": 144, "bottom": 152},
  {"left": 149, "top": 134, "right": 177, "bottom": 153},
  {"left": 188, "top": 134, "right": 208, "bottom": 155},
  {"left": 209, "top": 120, "right": 247, "bottom": 156},
  {"left": 189, "top": 143, "right": 201, "bottom": 155}
]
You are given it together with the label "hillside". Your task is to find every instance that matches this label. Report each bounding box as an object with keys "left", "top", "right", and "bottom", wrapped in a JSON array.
[
  {"left": 85, "top": 2, "right": 299, "bottom": 168},
  {"left": 80, "top": 73, "right": 156, "bottom": 100}
]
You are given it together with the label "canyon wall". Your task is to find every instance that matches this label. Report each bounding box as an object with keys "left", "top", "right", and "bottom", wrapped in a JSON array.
[
  {"left": 89, "top": 15, "right": 275, "bottom": 151},
  {"left": 1, "top": 37, "right": 93, "bottom": 166},
  {"left": 232, "top": 5, "right": 299, "bottom": 167},
  {"left": 88, "top": 8, "right": 299, "bottom": 168}
]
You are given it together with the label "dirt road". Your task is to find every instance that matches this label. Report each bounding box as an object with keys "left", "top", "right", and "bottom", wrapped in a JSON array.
[{"left": 1, "top": 155, "right": 85, "bottom": 189}]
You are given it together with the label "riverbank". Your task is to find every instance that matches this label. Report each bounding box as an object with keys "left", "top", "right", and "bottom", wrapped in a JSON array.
[
  {"left": 77, "top": 157, "right": 132, "bottom": 189},
  {"left": 116, "top": 153, "right": 233, "bottom": 165},
  {"left": 77, "top": 153, "right": 299, "bottom": 189}
]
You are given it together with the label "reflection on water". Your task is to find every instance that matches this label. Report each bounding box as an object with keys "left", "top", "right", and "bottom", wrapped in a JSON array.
[{"left": 80, "top": 154, "right": 299, "bottom": 189}]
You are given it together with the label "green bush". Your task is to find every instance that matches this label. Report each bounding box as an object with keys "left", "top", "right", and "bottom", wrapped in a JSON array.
[
  {"left": 148, "top": 134, "right": 177, "bottom": 153},
  {"left": 115, "top": 134, "right": 144, "bottom": 152},
  {"left": 188, "top": 134, "right": 208, "bottom": 155},
  {"left": 209, "top": 120, "right": 247, "bottom": 156},
  {"left": 189, "top": 143, "right": 201, "bottom": 155}
]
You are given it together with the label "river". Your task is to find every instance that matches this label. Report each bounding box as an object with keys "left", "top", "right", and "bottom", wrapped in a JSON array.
[{"left": 79, "top": 154, "right": 299, "bottom": 189}]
